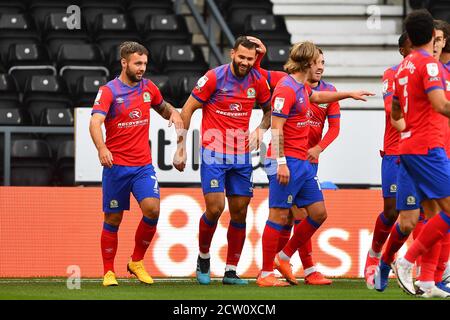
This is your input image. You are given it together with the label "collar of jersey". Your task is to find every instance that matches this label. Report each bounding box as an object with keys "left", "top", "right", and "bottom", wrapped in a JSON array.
[{"left": 115, "top": 76, "right": 141, "bottom": 90}]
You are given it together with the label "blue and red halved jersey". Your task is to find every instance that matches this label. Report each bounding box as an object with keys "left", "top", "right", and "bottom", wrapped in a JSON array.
[{"left": 91, "top": 77, "right": 163, "bottom": 166}]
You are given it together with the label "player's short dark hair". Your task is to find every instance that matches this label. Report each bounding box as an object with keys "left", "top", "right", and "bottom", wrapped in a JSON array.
[
  {"left": 398, "top": 32, "right": 409, "bottom": 48},
  {"left": 404, "top": 9, "right": 434, "bottom": 47},
  {"left": 434, "top": 19, "right": 450, "bottom": 53},
  {"left": 233, "top": 36, "right": 257, "bottom": 51},
  {"left": 119, "top": 41, "right": 149, "bottom": 60}
]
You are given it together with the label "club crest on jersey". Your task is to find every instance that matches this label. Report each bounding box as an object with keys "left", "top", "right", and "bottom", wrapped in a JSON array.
[
  {"left": 94, "top": 89, "right": 102, "bottom": 105},
  {"left": 247, "top": 88, "right": 256, "bottom": 98},
  {"left": 390, "top": 184, "right": 397, "bottom": 193},
  {"left": 406, "top": 196, "right": 416, "bottom": 206},
  {"left": 110, "top": 200, "right": 119, "bottom": 209},
  {"left": 273, "top": 97, "right": 284, "bottom": 113},
  {"left": 287, "top": 195, "right": 293, "bottom": 204},
  {"left": 306, "top": 109, "right": 313, "bottom": 119},
  {"left": 229, "top": 103, "right": 242, "bottom": 111},
  {"left": 318, "top": 103, "right": 328, "bottom": 109},
  {"left": 196, "top": 76, "right": 208, "bottom": 90},
  {"left": 129, "top": 109, "right": 142, "bottom": 120},
  {"left": 210, "top": 179, "right": 219, "bottom": 188},
  {"left": 143, "top": 92, "right": 151, "bottom": 103},
  {"left": 426, "top": 63, "right": 439, "bottom": 77}
]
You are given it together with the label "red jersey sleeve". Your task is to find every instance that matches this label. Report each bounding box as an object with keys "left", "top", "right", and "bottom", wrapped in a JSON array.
[
  {"left": 271, "top": 85, "right": 296, "bottom": 118},
  {"left": 422, "top": 59, "right": 445, "bottom": 94},
  {"left": 91, "top": 85, "right": 113, "bottom": 116},
  {"left": 191, "top": 70, "right": 217, "bottom": 103},
  {"left": 148, "top": 81, "right": 164, "bottom": 108},
  {"left": 382, "top": 71, "right": 395, "bottom": 113},
  {"left": 256, "top": 77, "right": 271, "bottom": 106}
]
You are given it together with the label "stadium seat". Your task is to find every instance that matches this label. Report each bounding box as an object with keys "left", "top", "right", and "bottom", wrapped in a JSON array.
[
  {"left": 7, "top": 43, "right": 57, "bottom": 92},
  {"left": 56, "top": 43, "right": 109, "bottom": 94},
  {"left": 80, "top": 0, "right": 125, "bottom": 32},
  {"left": 244, "top": 15, "right": 291, "bottom": 46},
  {"left": 161, "top": 45, "right": 208, "bottom": 80},
  {"left": 128, "top": 0, "right": 175, "bottom": 31},
  {"left": 10, "top": 139, "right": 53, "bottom": 186},
  {"left": 0, "top": 108, "right": 32, "bottom": 126},
  {"left": 0, "top": 13, "right": 40, "bottom": 63},
  {"left": 175, "top": 75, "right": 200, "bottom": 107},
  {"left": 93, "top": 13, "right": 141, "bottom": 58},
  {"left": 0, "top": 1, "right": 26, "bottom": 14},
  {"left": 260, "top": 45, "right": 290, "bottom": 71},
  {"left": 0, "top": 73, "right": 20, "bottom": 110},
  {"left": 23, "top": 75, "right": 72, "bottom": 125},
  {"left": 73, "top": 75, "right": 107, "bottom": 108},
  {"left": 225, "top": 0, "right": 273, "bottom": 36},
  {"left": 43, "top": 12, "right": 90, "bottom": 59},
  {"left": 29, "top": 0, "right": 76, "bottom": 30},
  {"left": 145, "top": 74, "right": 175, "bottom": 106},
  {"left": 55, "top": 140, "right": 75, "bottom": 186},
  {"left": 143, "top": 15, "right": 192, "bottom": 70},
  {"left": 428, "top": 1, "right": 450, "bottom": 22},
  {"left": 40, "top": 108, "right": 73, "bottom": 126}
]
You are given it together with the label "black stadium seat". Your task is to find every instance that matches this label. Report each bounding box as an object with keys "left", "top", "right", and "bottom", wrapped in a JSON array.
[
  {"left": 10, "top": 139, "right": 53, "bottom": 186},
  {"left": 7, "top": 43, "right": 57, "bottom": 92},
  {"left": 73, "top": 75, "right": 107, "bottom": 108},
  {"left": 43, "top": 12, "right": 90, "bottom": 59},
  {"left": 244, "top": 15, "right": 291, "bottom": 46},
  {"left": 0, "top": 1, "right": 26, "bottom": 14},
  {"left": 0, "top": 108, "right": 32, "bottom": 126},
  {"left": 0, "top": 74, "right": 20, "bottom": 110},
  {"left": 23, "top": 75, "right": 72, "bottom": 125},
  {"left": 429, "top": 1, "right": 450, "bottom": 22},
  {"left": 225, "top": 0, "right": 273, "bottom": 37},
  {"left": 56, "top": 43, "right": 109, "bottom": 94},
  {"left": 80, "top": 0, "right": 125, "bottom": 32},
  {"left": 29, "top": 0, "right": 75, "bottom": 30},
  {"left": 55, "top": 140, "right": 75, "bottom": 186},
  {"left": 260, "top": 45, "right": 290, "bottom": 71},
  {"left": 145, "top": 74, "right": 175, "bottom": 105},
  {"left": 0, "top": 13, "right": 40, "bottom": 63},
  {"left": 128, "top": 0, "right": 175, "bottom": 31},
  {"left": 40, "top": 108, "right": 73, "bottom": 126}
]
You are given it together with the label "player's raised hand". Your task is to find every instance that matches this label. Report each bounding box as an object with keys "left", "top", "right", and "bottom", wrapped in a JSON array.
[
  {"left": 173, "top": 146, "right": 187, "bottom": 172},
  {"left": 307, "top": 145, "right": 323, "bottom": 162},
  {"left": 249, "top": 128, "right": 264, "bottom": 151},
  {"left": 98, "top": 146, "right": 113, "bottom": 168},
  {"left": 246, "top": 36, "right": 266, "bottom": 56},
  {"left": 350, "top": 91, "right": 375, "bottom": 101},
  {"left": 277, "top": 164, "right": 290, "bottom": 185}
]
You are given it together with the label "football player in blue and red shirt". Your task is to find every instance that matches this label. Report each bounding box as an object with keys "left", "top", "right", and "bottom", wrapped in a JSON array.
[
  {"left": 173, "top": 36, "right": 272, "bottom": 285},
  {"left": 364, "top": 32, "right": 412, "bottom": 289},
  {"left": 90, "top": 42, "right": 183, "bottom": 286},
  {"left": 256, "top": 42, "right": 373, "bottom": 287},
  {"left": 248, "top": 37, "right": 338, "bottom": 285},
  {"left": 375, "top": 11, "right": 450, "bottom": 297}
]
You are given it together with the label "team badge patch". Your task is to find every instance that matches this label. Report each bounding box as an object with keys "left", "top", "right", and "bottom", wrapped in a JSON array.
[
  {"left": 210, "top": 179, "right": 219, "bottom": 188},
  {"left": 247, "top": 88, "right": 256, "bottom": 98},
  {"left": 143, "top": 92, "right": 151, "bottom": 103},
  {"left": 406, "top": 196, "right": 416, "bottom": 206},
  {"left": 426, "top": 63, "right": 439, "bottom": 77},
  {"left": 382, "top": 80, "right": 389, "bottom": 95},
  {"left": 446, "top": 80, "right": 450, "bottom": 91},
  {"left": 390, "top": 184, "right": 397, "bottom": 193},
  {"left": 273, "top": 97, "right": 285, "bottom": 113},
  {"left": 287, "top": 195, "right": 293, "bottom": 204},
  {"left": 110, "top": 200, "right": 119, "bottom": 209},
  {"left": 196, "top": 76, "right": 208, "bottom": 88}
]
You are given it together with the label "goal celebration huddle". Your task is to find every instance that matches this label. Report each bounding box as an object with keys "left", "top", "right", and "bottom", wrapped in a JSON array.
[{"left": 89, "top": 9, "right": 450, "bottom": 298}]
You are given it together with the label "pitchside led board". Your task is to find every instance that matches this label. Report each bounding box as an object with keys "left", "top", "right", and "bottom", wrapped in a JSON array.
[{"left": 75, "top": 108, "right": 384, "bottom": 185}]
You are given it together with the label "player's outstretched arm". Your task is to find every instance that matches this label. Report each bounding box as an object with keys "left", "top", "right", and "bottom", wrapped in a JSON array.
[
  {"left": 310, "top": 90, "right": 375, "bottom": 104},
  {"left": 428, "top": 89, "right": 450, "bottom": 118},
  {"left": 390, "top": 99, "right": 406, "bottom": 131},
  {"left": 89, "top": 113, "right": 113, "bottom": 168}
]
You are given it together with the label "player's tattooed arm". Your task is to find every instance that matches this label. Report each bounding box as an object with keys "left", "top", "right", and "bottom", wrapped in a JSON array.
[
  {"left": 272, "top": 115, "right": 289, "bottom": 185},
  {"left": 154, "top": 100, "right": 184, "bottom": 129},
  {"left": 428, "top": 89, "right": 450, "bottom": 118},
  {"left": 390, "top": 99, "right": 406, "bottom": 131}
]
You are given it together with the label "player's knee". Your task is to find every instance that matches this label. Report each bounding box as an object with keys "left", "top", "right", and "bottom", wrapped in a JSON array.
[
  {"left": 310, "top": 209, "right": 327, "bottom": 225},
  {"left": 142, "top": 206, "right": 160, "bottom": 220},
  {"left": 206, "top": 204, "right": 225, "bottom": 220},
  {"left": 399, "top": 219, "right": 416, "bottom": 234},
  {"left": 104, "top": 213, "right": 123, "bottom": 227}
]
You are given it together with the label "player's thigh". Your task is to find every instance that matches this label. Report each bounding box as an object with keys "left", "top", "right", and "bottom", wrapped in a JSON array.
[
  {"left": 200, "top": 161, "right": 227, "bottom": 197},
  {"left": 290, "top": 205, "right": 307, "bottom": 221},
  {"left": 225, "top": 164, "right": 253, "bottom": 198},
  {"left": 102, "top": 165, "right": 133, "bottom": 213},
  {"left": 436, "top": 196, "right": 450, "bottom": 216},
  {"left": 130, "top": 165, "right": 160, "bottom": 217},
  {"left": 204, "top": 192, "right": 226, "bottom": 219},
  {"left": 294, "top": 176, "right": 325, "bottom": 220},
  {"left": 304, "top": 201, "right": 327, "bottom": 224},
  {"left": 381, "top": 155, "right": 400, "bottom": 199},
  {"left": 396, "top": 160, "right": 423, "bottom": 212},
  {"left": 421, "top": 199, "right": 441, "bottom": 219},
  {"left": 227, "top": 195, "right": 251, "bottom": 222}
]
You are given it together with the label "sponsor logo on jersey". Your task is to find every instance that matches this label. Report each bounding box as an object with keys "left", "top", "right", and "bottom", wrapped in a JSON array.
[
  {"left": 110, "top": 200, "right": 119, "bottom": 209},
  {"left": 390, "top": 184, "right": 397, "bottom": 193},
  {"left": 129, "top": 109, "right": 142, "bottom": 120},
  {"left": 229, "top": 103, "right": 242, "bottom": 111},
  {"left": 143, "top": 92, "right": 151, "bottom": 103},
  {"left": 406, "top": 196, "right": 416, "bottom": 206},
  {"left": 426, "top": 63, "right": 439, "bottom": 77},
  {"left": 94, "top": 89, "right": 102, "bottom": 105},
  {"left": 196, "top": 76, "right": 208, "bottom": 91},
  {"left": 116, "top": 97, "right": 124, "bottom": 104},
  {"left": 210, "top": 179, "right": 219, "bottom": 188},
  {"left": 273, "top": 97, "right": 284, "bottom": 113},
  {"left": 382, "top": 79, "right": 389, "bottom": 95},
  {"left": 247, "top": 88, "right": 256, "bottom": 98}
]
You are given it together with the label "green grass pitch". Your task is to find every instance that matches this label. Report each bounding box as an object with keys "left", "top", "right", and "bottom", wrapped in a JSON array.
[{"left": 0, "top": 278, "right": 437, "bottom": 300}]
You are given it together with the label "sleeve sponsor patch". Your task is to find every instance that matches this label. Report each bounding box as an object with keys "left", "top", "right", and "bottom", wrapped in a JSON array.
[
  {"left": 196, "top": 75, "right": 208, "bottom": 88},
  {"left": 94, "top": 89, "right": 102, "bottom": 105},
  {"left": 382, "top": 80, "right": 389, "bottom": 95},
  {"left": 426, "top": 63, "right": 439, "bottom": 77},
  {"left": 273, "top": 97, "right": 285, "bottom": 113}
]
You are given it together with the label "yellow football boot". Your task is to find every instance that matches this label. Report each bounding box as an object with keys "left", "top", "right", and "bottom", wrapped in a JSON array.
[
  {"left": 103, "top": 271, "right": 119, "bottom": 287},
  {"left": 127, "top": 260, "right": 154, "bottom": 284}
]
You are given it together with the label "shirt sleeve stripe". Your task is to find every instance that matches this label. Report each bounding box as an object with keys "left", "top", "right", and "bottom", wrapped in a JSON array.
[
  {"left": 191, "top": 92, "right": 206, "bottom": 104},
  {"left": 425, "top": 86, "right": 444, "bottom": 94},
  {"left": 272, "top": 113, "right": 288, "bottom": 118},
  {"left": 327, "top": 114, "right": 341, "bottom": 119},
  {"left": 91, "top": 110, "right": 107, "bottom": 116}
]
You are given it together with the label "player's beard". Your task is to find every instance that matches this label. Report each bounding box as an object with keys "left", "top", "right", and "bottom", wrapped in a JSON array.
[
  {"left": 232, "top": 59, "right": 251, "bottom": 78},
  {"left": 125, "top": 67, "right": 143, "bottom": 83}
]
